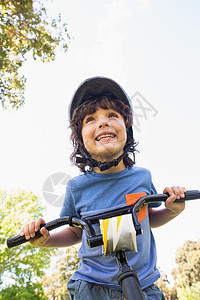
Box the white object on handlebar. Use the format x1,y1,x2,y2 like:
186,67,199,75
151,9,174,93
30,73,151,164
100,214,137,255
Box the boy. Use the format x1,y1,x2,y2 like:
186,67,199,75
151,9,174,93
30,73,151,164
20,77,186,300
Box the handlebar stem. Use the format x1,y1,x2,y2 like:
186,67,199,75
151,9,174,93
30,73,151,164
116,250,145,300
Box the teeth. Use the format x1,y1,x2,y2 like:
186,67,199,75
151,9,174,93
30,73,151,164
97,134,115,141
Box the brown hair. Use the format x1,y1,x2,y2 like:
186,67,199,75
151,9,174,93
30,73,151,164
69,96,138,172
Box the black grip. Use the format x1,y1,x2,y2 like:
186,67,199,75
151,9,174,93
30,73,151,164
6,230,43,248
6,217,72,248
175,190,200,202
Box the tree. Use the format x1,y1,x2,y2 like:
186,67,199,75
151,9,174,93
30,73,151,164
176,280,200,300
155,240,200,300
0,0,69,110
41,246,80,299
155,268,177,300
0,189,56,298
0,282,48,300
171,240,200,299
172,240,200,287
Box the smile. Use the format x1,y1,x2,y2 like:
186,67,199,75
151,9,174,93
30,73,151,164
96,133,116,141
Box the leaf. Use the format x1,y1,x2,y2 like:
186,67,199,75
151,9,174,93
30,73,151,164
0,0,70,110
0,189,56,288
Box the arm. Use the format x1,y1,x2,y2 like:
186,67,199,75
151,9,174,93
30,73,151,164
39,226,82,248
149,186,186,228
20,218,82,248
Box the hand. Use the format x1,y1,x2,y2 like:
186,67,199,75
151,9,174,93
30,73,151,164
20,218,50,247
163,186,186,214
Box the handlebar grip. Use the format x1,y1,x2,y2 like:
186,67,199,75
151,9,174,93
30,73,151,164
175,190,200,202
6,217,74,248
6,230,43,248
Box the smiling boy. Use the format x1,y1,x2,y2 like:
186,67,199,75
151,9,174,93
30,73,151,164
20,77,186,299
82,107,127,172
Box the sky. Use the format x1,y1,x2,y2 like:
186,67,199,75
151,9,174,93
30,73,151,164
0,0,200,284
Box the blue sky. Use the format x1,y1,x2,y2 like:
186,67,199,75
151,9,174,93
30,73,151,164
0,0,199,284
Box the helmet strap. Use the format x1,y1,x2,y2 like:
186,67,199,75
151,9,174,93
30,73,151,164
76,140,133,172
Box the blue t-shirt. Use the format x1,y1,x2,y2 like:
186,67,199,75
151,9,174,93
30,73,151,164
60,166,161,290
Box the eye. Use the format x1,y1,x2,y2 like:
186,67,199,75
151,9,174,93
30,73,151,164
108,112,119,118
85,116,95,124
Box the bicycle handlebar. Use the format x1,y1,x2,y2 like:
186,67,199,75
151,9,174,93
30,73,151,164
6,190,200,248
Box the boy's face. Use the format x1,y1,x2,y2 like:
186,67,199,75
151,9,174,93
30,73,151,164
81,108,127,163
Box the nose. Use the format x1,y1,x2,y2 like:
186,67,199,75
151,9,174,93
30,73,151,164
98,120,109,129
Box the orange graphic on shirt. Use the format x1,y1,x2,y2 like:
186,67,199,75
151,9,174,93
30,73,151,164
125,192,147,223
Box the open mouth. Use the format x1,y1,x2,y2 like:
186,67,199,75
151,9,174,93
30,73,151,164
96,133,116,141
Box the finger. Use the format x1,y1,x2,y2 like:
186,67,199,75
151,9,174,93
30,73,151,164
35,218,46,232
29,221,37,238
163,187,175,196
20,225,25,236
179,186,186,198
23,224,32,240
40,227,49,239
163,187,176,207
165,195,176,208
171,186,181,199
172,186,186,199
29,227,49,246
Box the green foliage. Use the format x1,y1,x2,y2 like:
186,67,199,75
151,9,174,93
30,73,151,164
0,189,56,292
156,240,200,300
172,240,200,287
156,270,177,300
0,0,70,110
0,281,48,300
41,246,80,299
177,278,200,300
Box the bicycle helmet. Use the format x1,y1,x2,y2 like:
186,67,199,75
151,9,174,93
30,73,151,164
69,76,134,171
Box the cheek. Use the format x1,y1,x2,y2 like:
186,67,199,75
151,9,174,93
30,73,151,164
119,123,127,142
81,127,93,149
122,131,127,147
81,129,87,146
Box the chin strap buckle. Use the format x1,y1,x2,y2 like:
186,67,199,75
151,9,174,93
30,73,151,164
99,159,119,172
76,141,133,172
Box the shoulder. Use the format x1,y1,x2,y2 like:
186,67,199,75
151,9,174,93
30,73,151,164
128,166,154,187
67,172,94,190
129,165,152,176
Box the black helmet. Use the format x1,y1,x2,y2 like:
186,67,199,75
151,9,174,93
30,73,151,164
69,76,134,171
69,77,132,119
